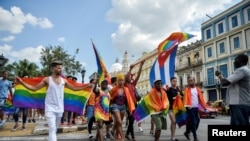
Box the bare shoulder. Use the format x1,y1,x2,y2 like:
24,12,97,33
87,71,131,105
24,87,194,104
43,77,49,85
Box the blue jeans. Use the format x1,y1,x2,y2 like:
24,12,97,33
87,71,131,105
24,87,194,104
229,105,250,125
14,108,27,123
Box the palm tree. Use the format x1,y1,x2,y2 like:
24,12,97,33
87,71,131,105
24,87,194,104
12,59,40,77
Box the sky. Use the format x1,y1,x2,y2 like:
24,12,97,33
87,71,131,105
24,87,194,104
0,0,242,82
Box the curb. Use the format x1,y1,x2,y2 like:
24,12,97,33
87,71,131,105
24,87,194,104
32,124,96,135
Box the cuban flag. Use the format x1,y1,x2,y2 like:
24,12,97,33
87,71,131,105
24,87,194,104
149,45,178,87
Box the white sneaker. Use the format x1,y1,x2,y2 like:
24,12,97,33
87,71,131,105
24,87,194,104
139,127,143,132
88,134,93,139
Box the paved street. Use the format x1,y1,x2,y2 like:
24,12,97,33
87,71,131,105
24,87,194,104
0,115,230,141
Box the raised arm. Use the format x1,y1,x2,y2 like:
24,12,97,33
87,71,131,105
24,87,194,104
16,77,47,91
129,60,145,84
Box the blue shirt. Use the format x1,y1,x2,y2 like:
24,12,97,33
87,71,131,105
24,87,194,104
0,79,12,98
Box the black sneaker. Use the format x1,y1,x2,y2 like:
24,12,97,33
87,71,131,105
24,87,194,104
32,119,36,123
184,132,190,140
11,124,19,131
28,119,31,123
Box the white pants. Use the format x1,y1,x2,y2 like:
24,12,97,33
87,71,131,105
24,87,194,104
46,111,62,141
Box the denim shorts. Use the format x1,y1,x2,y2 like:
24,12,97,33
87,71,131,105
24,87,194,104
86,105,94,123
111,104,126,112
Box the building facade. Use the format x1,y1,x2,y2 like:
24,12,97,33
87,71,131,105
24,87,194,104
201,0,250,102
175,40,203,93
130,50,158,95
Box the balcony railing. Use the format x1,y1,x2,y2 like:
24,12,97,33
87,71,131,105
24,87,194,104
175,59,202,71
203,79,221,87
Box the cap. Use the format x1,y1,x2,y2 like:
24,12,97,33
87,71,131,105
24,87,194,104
154,79,161,84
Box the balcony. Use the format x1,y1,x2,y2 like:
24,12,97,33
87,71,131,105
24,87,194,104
175,59,202,72
203,79,220,88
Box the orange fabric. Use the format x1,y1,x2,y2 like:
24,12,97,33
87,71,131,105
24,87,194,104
88,92,96,106
110,86,135,114
148,88,169,112
183,86,206,109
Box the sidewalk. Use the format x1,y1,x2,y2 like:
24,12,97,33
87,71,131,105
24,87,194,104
0,117,91,137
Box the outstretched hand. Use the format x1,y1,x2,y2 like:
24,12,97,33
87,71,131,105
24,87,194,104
15,76,23,84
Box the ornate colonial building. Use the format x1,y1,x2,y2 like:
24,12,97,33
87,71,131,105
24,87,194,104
175,40,203,92
201,0,250,102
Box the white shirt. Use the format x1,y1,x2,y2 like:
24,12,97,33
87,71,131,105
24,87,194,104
45,76,65,113
191,87,199,108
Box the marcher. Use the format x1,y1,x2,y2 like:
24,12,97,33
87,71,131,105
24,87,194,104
215,53,250,125
148,79,169,141
94,79,111,141
183,77,206,141
86,78,97,139
109,73,135,140
0,71,13,127
16,61,92,141
165,77,183,141
124,61,144,141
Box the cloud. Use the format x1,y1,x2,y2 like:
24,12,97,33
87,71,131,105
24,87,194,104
10,45,44,63
0,6,53,34
58,37,66,42
0,36,15,42
106,0,235,57
0,44,44,63
0,44,12,55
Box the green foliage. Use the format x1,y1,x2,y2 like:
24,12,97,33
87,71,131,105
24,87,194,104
40,45,82,76
12,59,40,77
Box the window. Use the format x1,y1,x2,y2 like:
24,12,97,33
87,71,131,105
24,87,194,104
196,72,200,83
206,29,211,39
248,9,250,21
219,42,225,53
218,23,224,34
207,47,212,57
207,68,214,85
233,37,240,49
219,64,228,78
231,15,238,28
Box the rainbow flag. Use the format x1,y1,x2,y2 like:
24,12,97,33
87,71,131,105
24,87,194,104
158,32,195,54
172,95,187,128
94,93,110,121
13,77,92,115
91,40,111,84
3,94,16,114
133,89,169,123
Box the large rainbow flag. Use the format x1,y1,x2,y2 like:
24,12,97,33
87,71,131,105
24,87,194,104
13,77,92,115
91,40,111,84
158,32,195,54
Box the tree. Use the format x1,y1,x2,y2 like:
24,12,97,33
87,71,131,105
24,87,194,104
40,45,82,76
11,59,40,77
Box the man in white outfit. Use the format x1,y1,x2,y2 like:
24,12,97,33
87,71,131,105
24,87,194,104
16,61,92,141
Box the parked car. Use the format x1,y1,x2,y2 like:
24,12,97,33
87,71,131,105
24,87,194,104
212,100,230,115
198,104,218,118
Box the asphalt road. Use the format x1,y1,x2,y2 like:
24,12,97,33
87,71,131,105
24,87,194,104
0,115,231,141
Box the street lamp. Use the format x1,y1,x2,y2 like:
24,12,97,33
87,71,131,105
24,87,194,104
0,53,7,66
81,67,86,83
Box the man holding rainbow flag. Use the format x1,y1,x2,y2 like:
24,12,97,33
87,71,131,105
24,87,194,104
15,60,93,141
133,79,169,141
